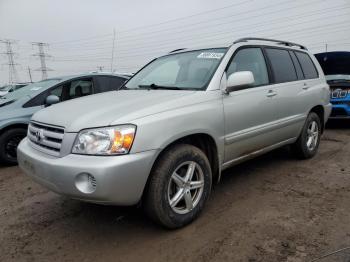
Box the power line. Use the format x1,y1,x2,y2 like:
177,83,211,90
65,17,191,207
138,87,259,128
115,0,253,33
32,42,53,80
39,1,346,55
51,33,113,45
111,28,116,72
49,14,350,61
116,0,329,41
0,39,20,84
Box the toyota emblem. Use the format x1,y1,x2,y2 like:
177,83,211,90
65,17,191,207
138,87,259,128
35,129,45,142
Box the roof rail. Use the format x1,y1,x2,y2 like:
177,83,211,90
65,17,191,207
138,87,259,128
169,48,186,53
233,37,307,50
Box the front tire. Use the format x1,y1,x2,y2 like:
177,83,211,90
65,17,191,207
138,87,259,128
0,128,27,165
292,112,321,159
144,144,212,229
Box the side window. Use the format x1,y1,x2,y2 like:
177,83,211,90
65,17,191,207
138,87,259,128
24,84,64,108
265,48,297,83
227,48,269,87
66,79,93,100
49,85,63,101
23,91,48,108
295,52,319,79
109,77,126,90
95,76,111,93
289,51,304,80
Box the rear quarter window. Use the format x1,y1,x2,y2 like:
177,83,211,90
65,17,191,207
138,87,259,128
110,77,127,90
265,48,297,83
95,76,127,92
295,51,319,79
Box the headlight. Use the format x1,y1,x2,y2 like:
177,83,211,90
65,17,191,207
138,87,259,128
72,125,136,155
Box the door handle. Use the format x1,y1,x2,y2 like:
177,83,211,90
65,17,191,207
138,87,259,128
266,90,277,97
302,83,309,90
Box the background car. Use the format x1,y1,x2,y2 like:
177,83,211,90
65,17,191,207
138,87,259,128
0,83,29,97
315,51,350,119
0,72,130,165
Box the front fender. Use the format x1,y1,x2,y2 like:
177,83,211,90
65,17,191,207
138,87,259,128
0,117,30,131
130,95,225,164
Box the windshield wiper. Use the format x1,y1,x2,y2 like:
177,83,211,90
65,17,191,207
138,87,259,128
138,83,182,90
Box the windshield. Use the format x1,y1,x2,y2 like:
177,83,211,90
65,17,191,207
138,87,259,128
125,48,227,90
1,79,61,100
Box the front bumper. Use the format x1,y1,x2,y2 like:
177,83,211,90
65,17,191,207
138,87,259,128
329,100,350,119
17,138,158,205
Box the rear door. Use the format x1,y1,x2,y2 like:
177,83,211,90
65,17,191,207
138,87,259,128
264,47,306,140
294,51,322,114
223,47,281,162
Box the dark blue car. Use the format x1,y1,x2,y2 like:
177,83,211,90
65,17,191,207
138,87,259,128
315,52,350,119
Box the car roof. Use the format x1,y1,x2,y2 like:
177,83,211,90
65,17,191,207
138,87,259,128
46,72,130,82
163,38,308,56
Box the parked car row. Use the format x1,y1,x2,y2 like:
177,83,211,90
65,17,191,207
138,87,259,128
0,73,130,164
13,37,333,228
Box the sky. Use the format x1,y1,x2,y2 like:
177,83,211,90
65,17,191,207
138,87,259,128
0,0,350,85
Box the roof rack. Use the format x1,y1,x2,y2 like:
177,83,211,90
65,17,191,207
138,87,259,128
169,48,186,53
233,37,307,50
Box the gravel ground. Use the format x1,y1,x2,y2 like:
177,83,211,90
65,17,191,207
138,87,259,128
0,121,349,262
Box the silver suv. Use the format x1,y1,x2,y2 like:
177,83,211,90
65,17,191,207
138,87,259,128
18,38,331,228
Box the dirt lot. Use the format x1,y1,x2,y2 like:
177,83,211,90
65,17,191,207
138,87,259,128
0,121,349,262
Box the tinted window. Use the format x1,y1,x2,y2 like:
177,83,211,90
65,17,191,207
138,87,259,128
110,77,126,90
67,79,93,99
95,76,126,92
227,48,269,87
49,85,63,101
266,48,297,83
95,76,110,92
295,52,318,79
289,51,304,80
23,91,48,107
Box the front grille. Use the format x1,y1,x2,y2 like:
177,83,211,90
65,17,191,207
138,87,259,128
331,89,349,99
331,101,350,106
331,108,348,117
28,122,64,156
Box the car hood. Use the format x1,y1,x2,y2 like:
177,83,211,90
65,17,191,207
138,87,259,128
32,90,205,132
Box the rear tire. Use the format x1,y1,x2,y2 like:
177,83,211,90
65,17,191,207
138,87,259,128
144,144,212,229
0,128,27,165
292,112,321,159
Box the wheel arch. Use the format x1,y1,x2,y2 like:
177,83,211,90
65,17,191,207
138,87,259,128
0,122,28,136
309,105,325,133
141,132,221,203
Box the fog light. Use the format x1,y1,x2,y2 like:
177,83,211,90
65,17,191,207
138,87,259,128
75,173,97,194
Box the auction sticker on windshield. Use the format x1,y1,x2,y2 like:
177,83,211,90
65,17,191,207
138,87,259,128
197,52,224,59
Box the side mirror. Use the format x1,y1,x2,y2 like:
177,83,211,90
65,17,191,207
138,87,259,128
45,95,60,106
226,71,255,93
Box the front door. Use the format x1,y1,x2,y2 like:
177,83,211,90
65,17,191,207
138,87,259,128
223,47,280,163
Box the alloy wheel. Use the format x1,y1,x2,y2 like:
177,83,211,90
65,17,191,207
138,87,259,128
167,161,205,215
306,120,319,151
